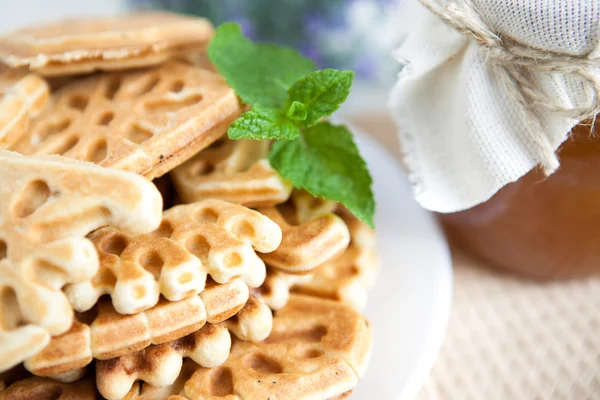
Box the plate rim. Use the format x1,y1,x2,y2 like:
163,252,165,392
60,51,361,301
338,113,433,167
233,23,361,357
348,125,453,400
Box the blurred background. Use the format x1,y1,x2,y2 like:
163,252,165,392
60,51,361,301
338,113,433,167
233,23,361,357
0,0,404,117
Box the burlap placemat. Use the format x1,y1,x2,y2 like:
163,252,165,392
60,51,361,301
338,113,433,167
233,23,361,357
417,249,600,400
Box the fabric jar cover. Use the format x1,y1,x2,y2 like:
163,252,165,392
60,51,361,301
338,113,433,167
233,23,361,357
389,0,600,212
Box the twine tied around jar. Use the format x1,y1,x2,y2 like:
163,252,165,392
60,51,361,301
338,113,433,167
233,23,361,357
418,0,600,175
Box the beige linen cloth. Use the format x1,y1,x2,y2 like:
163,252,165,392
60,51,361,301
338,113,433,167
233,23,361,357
352,115,600,400
418,249,600,400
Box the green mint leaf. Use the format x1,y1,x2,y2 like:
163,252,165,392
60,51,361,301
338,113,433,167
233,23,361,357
228,107,300,140
208,23,315,108
287,101,307,121
269,122,375,226
287,69,354,126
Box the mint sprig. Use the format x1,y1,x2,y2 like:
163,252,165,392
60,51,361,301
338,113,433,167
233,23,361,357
208,23,314,108
287,69,354,126
269,123,374,225
208,23,375,227
229,107,300,140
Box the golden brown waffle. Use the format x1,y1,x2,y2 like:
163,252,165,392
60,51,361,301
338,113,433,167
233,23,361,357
220,295,273,342
66,199,282,315
23,320,92,382
0,12,214,76
121,364,349,400
251,269,312,310
93,296,271,399
123,294,372,400
171,137,292,207
122,359,199,400
178,51,217,73
0,69,49,149
0,150,162,373
12,61,242,179
0,376,97,399
96,324,231,399
74,295,269,399
249,194,355,310
30,200,281,382
90,295,272,399
258,204,350,274
256,192,378,310
293,208,379,311
25,280,249,380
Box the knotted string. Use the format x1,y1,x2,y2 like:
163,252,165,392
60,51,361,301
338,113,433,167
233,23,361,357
419,0,600,174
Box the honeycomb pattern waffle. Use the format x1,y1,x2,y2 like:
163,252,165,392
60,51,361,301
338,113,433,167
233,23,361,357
97,324,231,399
0,69,49,149
122,361,351,400
25,280,249,380
95,294,274,399
0,13,377,399
122,295,372,400
0,376,97,399
0,12,214,76
255,193,378,311
220,295,273,342
293,208,379,311
0,150,162,372
258,205,350,274
12,61,242,179
122,359,201,400
66,199,282,315
171,137,292,207
251,269,312,310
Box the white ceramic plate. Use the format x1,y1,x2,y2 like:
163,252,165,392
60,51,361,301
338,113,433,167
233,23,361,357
350,131,453,400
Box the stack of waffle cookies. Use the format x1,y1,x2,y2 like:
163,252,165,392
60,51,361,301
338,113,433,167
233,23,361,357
0,12,378,400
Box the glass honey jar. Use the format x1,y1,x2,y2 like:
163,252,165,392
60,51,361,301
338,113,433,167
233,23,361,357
439,121,600,279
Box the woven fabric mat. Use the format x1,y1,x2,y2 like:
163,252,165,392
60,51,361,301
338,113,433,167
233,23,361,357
417,249,600,400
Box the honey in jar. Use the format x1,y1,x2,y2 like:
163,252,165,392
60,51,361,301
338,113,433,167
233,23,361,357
439,121,600,279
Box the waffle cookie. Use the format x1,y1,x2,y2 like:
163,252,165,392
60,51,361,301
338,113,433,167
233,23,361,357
0,150,162,373
95,323,231,399
251,269,312,311
252,195,378,311
26,200,280,382
0,12,214,76
89,295,270,399
0,69,49,149
30,294,271,398
0,376,97,400
12,61,242,179
95,296,274,400
66,199,282,315
0,11,379,399
247,195,352,310
258,204,350,274
292,192,378,308
122,294,372,400
171,137,292,207
293,208,379,311
24,277,261,377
